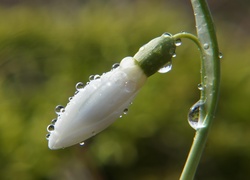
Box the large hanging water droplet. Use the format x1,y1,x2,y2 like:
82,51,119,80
47,124,55,132
175,39,182,46
112,63,120,70
158,60,172,73
55,105,64,115
75,82,84,90
188,100,205,130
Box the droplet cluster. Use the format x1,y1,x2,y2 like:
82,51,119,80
157,36,181,74
46,105,65,140
46,62,131,144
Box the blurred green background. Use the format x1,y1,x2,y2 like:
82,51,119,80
0,0,249,179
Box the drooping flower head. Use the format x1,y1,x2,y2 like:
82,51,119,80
46,33,176,150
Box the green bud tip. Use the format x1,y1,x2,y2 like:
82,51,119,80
133,32,176,77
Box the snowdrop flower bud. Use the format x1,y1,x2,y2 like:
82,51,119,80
46,33,176,150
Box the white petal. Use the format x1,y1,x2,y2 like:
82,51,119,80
48,57,147,149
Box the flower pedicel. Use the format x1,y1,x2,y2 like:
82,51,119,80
46,33,176,150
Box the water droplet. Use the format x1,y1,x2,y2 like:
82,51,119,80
219,52,223,59
172,53,177,58
51,118,57,125
123,108,128,114
175,39,182,46
46,133,50,140
188,101,205,130
94,75,101,80
79,141,85,146
197,84,204,91
112,63,120,70
55,105,64,115
75,82,84,90
68,97,73,101
89,75,95,81
47,124,55,132
158,60,172,73
203,43,209,50
74,90,79,95
162,32,172,37
125,81,136,92
119,115,123,118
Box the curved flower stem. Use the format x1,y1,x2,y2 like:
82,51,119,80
180,0,220,180
173,32,202,51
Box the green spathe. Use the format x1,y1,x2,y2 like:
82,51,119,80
134,33,176,77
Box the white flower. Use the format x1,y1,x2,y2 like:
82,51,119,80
47,57,147,149
46,33,176,150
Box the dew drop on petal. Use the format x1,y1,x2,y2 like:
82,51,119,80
125,81,136,92
55,105,64,115
46,133,50,140
75,82,85,90
68,97,73,101
47,124,55,132
175,39,182,46
112,63,120,70
158,60,172,73
51,118,57,125
79,142,85,146
60,108,65,113
172,53,177,58
89,75,95,81
123,108,129,114
94,75,101,80
188,100,205,130
74,90,79,95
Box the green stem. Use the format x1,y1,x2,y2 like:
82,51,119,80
180,0,220,180
173,32,202,50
